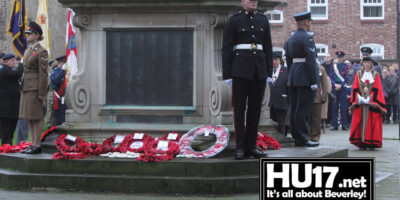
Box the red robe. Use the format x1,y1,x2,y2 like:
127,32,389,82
349,70,386,148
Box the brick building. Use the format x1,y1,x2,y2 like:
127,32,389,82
265,0,399,64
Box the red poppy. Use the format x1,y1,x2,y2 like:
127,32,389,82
32,52,37,56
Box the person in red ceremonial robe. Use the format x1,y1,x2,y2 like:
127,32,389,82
349,56,386,150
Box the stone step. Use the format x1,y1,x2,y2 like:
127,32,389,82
0,146,347,194
0,168,258,194
0,153,258,177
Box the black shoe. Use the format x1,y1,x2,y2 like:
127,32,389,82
23,146,42,154
234,148,246,160
342,127,347,131
246,149,268,158
305,140,319,147
20,146,32,153
330,127,338,131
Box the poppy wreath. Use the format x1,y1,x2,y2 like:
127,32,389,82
149,139,180,155
119,133,154,153
136,139,180,162
102,135,126,153
52,152,87,160
256,132,281,151
157,132,183,142
0,142,31,153
178,125,230,158
82,142,104,156
55,134,88,153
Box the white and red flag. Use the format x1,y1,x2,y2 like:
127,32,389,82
65,8,77,80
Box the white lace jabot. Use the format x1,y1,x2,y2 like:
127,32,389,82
361,71,374,84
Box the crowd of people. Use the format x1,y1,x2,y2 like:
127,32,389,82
223,0,389,159
0,21,67,154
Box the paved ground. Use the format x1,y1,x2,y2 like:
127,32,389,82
0,124,398,200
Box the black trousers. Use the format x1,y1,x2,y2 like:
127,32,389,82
0,117,18,145
232,78,266,150
289,86,315,145
270,108,287,134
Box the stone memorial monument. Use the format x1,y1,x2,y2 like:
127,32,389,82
58,0,280,141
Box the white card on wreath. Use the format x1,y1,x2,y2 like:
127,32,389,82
130,141,143,149
167,133,178,140
66,134,77,142
114,135,125,144
133,133,144,140
204,131,210,137
157,140,169,151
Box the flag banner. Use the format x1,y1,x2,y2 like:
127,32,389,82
260,158,374,200
36,0,50,57
65,8,77,80
7,0,28,58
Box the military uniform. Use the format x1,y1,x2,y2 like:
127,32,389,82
284,11,319,147
330,51,349,130
50,57,67,126
222,10,273,159
45,61,56,128
308,66,330,142
19,42,48,120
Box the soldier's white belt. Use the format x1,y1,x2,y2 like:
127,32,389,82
234,44,263,50
293,58,306,63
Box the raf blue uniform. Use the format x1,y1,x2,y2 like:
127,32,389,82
330,53,349,130
284,11,319,147
222,10,273,159
50,59,67,126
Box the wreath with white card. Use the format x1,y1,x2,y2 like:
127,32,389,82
119,133,154,153
178,125,230,158
102,134,127,153
55,134,88,153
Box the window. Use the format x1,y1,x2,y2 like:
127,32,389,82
308,0,328,20
265,10,283,23
315,43,328,64
360,44,384,60
361,0,384,20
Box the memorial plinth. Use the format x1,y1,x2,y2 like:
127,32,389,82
57,0,280,141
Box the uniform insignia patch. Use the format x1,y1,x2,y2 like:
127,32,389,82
309,48,315,52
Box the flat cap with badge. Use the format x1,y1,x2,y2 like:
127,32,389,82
360,47,373,56
294,11,312,21
25,21,43,35
335,51,345,58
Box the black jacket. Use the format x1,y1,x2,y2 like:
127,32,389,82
285,28,319,87
268,66,289,110
222,10,273,80
0,64,23,119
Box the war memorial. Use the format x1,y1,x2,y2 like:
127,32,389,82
0,0,347,195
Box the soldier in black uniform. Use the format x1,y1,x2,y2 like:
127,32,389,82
222,0,273,159
284,11,319,147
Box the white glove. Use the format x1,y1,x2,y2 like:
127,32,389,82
267,77,273,84
224,79,232,86
62,64,67,70
364,96,370,104
310,84,318,91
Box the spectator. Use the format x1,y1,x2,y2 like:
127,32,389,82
0,54,23,145
383,66,399,124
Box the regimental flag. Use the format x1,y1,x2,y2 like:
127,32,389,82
36,0,50,57
65,8,77,80
7,0,28,58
